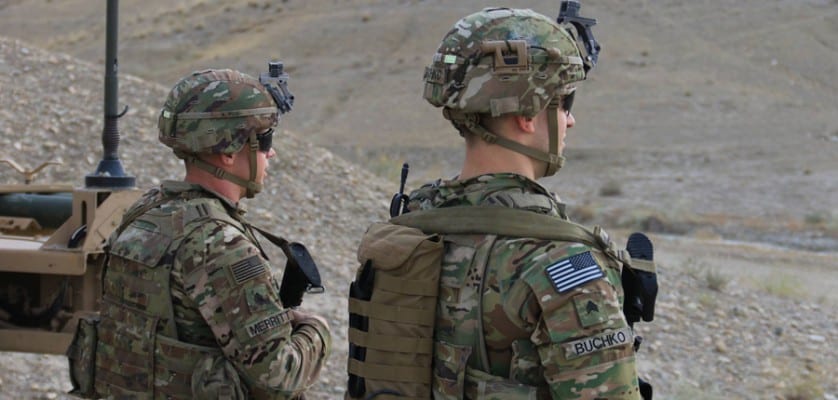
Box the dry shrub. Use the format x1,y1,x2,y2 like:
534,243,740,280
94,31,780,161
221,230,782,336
570,203,597,223
704,269,729,292
782,374,824,400
599,180,623,197
762,274,803,299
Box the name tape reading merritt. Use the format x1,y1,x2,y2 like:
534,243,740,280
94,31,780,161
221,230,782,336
246,311,291,338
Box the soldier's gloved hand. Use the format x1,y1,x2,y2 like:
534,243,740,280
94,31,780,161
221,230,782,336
624,232,658,323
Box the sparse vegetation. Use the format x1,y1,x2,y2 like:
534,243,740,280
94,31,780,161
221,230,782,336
683,257,704,279
782,374,825,400
704,268,730,292
599,180,623,197
803,210,838,242
697,292,717,308
363,152,403,183
605,206,706,235
0,1,836,398
761,274,803,299
669,381,724,400
571,203,597,223
683,258,731,292
803,210,831,226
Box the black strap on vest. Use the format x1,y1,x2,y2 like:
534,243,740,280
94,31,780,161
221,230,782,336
249,225,324,308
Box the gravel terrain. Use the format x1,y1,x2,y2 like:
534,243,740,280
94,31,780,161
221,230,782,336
1,32,836,400
0,37,386,399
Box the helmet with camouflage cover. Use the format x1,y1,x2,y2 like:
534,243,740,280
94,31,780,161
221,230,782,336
159,69,277,156
158,69,281,198
422,7,590,177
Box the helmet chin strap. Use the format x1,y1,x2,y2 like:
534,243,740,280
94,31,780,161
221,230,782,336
176,131,262,199
444,107,564,178
244,131,260,199
543,98,564,177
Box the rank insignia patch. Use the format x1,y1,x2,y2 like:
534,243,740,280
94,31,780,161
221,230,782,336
230,255,266,284
546,251,604,293
573,295,609,327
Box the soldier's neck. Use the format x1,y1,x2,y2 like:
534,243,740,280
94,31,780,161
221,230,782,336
184,167,242,204
459,143,539,181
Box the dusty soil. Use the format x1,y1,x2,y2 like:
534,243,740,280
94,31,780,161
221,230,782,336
2,0,835,249
0,0,836,399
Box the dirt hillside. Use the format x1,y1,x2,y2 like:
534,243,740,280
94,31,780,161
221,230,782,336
1,0,835,251
0,1,836,399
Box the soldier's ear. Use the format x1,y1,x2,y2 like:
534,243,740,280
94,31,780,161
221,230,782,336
513,115,537,134
218,152,237,166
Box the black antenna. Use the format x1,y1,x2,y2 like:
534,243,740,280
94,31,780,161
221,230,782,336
86,0,134,188
389,163,410,217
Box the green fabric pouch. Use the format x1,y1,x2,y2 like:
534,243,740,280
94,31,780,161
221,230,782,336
66,315,100,399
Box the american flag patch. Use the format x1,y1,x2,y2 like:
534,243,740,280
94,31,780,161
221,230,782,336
546,251,604,293
230,255,266,284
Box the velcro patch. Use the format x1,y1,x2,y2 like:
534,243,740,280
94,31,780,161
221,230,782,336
562,327,633,360
245,311,291,338
573,295,609,328
545,251,604,293
246,283,279,313
424,66,446,84
230,255,266,284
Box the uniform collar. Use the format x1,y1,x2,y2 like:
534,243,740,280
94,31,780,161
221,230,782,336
160,180,247,216
409,173,565,217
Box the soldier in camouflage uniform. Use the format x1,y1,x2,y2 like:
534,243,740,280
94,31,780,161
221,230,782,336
413,8,642,399
93,69,330,399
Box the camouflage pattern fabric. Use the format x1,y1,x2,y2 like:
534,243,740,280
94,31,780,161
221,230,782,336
408,173,641,399
158,69,278,156
95,181,330,399
423,8,586,118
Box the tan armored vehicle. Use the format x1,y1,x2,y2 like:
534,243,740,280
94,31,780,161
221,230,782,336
0,0,142,355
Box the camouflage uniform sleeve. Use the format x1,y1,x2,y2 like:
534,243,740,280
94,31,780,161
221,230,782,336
520,243,641,400
177,220,331,398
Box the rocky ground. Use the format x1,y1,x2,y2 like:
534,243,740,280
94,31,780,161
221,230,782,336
0,37,388,399
0,4,836,399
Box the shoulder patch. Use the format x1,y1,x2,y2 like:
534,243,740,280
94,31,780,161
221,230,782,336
545,251,604,293
230,255,267,284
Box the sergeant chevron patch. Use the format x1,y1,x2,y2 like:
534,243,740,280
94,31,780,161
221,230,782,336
545,251,604,293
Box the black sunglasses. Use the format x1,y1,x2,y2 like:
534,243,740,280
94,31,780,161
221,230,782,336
255,129,274,153
560,90,575,116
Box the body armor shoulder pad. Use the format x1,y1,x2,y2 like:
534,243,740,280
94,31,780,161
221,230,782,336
109,207,175,269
